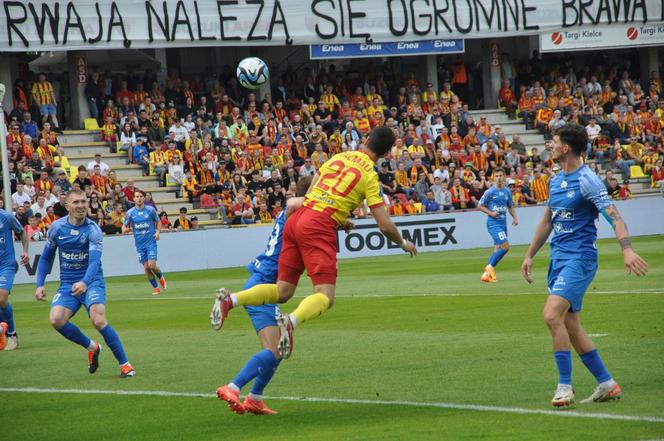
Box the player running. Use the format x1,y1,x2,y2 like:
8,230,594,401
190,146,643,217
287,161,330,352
521,124,648,407
0,209,30,351
214,177,312,416
122,189,166,295
211,126,418,360
35,189,135,377
477,167,518,283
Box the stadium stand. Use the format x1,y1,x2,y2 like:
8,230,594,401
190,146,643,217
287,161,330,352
3,57,662,237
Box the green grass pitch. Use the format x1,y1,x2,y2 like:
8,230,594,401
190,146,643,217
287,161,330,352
1,235,663,441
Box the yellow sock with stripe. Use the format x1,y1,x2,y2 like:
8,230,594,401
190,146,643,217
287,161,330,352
233,284,279,306
291,293,330,327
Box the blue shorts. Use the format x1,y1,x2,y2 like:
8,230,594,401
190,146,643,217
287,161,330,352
547,258,598,312
0,263,17,292
51,279,106,315
39,104,57,116
243,271,280,333
137,242,158,264
488,224,508,245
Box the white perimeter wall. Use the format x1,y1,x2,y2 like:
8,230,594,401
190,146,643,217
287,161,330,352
14,197,664,285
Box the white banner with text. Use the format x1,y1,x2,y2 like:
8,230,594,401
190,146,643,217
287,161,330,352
1,0,662,51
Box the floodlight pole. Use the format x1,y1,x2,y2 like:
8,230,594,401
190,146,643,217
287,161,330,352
0,83,12,212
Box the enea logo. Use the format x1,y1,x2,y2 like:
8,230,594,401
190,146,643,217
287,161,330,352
551,32,563,45
626,27,638,40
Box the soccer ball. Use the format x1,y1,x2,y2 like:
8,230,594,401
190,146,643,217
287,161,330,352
32,231,44,241
236,57,269,89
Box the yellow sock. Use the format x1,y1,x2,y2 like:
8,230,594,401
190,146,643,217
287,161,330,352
235,284,279,306
291,293,330,325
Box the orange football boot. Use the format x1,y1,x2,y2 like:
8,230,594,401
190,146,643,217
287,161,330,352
243,396,277,415
0,322,7,351
216,385,245,414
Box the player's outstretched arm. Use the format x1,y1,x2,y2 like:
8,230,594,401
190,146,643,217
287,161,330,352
371,205,417,256
521,207,553,283
603,204,648,276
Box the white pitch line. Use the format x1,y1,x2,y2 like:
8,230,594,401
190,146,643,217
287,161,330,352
122,288,664,302
1,387,663,424
589,333,609,337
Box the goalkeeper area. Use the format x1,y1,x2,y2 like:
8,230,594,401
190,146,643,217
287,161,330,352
2,235,663,441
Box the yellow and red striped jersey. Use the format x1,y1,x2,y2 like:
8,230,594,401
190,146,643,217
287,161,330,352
304,151,384,226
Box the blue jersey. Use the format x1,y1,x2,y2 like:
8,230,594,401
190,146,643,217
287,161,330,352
124,205,159,248
247,211,286,279
479,186,513,228
38,217,104,285
548,165,612,261
0,209,23,268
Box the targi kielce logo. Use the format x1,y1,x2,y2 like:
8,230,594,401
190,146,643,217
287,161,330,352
551,32,563,45
626,27,638,40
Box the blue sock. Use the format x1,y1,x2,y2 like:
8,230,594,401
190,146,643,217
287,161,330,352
154,271,163,279
554,351,573,385
57,322,92,349
580,349,612,383
99,325,128,365
148,277,158,288
488,248,508,267
1,304,15,334
231,349,278,390
251,358,281,396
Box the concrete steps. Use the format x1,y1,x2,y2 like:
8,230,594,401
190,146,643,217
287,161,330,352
62,141,114,156
67,152,129,168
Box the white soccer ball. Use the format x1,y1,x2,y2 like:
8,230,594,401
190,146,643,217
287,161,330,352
32,231,44,241
236,57,269,89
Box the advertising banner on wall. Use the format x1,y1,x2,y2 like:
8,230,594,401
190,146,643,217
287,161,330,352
541,22,664,52
12,198,664,285
310,39,464,59
0,0,662,52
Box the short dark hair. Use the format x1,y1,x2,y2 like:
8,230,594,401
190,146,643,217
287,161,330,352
367,126,395,158
296,176,312,197
554,123,587,156
134,189,145,197
493,167,505,175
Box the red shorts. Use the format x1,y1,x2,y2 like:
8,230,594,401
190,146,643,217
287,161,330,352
278,207,338,286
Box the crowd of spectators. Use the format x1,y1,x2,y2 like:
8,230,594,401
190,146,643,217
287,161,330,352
498,51,663,189
4,52,662,238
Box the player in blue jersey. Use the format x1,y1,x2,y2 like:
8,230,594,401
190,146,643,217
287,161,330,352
212,177,313,415
35,189,135,377
477,167,518,283
0,209,30,351
122,189,166,296
521,124,648,407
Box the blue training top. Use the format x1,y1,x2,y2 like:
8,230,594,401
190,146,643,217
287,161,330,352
36,217,104,286
479,186,513,228
0,209,24,268
548,165,612,261
124,205,159,248
247,211,286,282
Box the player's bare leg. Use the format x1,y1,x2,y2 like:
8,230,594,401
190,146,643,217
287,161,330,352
50,306,101,373
278,283,335,359
544,295,575,407
565,313,622,403
89,304,134,377
217,326,281,415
